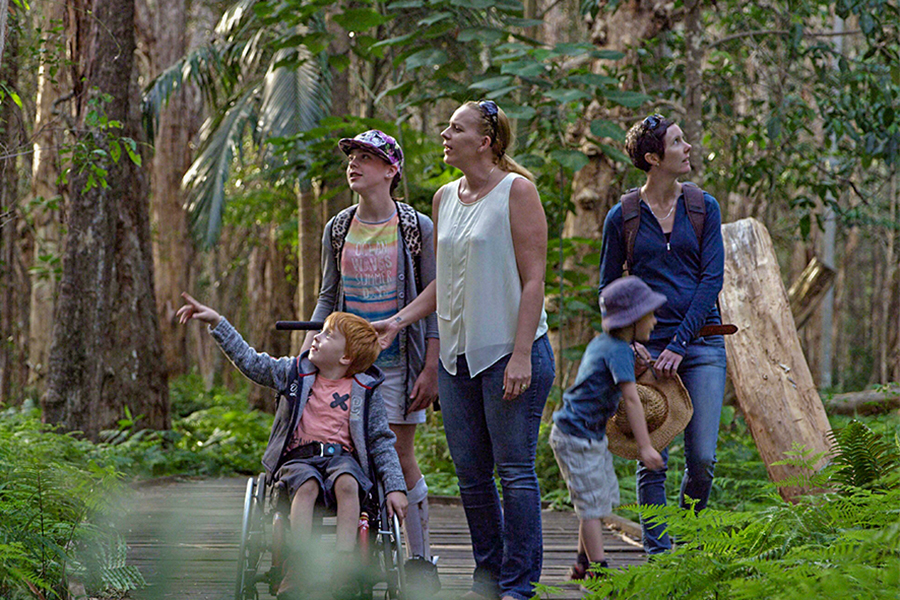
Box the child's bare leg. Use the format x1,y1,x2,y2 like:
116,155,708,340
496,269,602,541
280,480,321,597
579,518,606,564
290,479,320,542
333,474,360,553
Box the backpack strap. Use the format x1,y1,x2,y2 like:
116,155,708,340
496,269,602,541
682,182,706,242
396,202,423,291
330,204,359,267
621,188,642,276
620,183,706,275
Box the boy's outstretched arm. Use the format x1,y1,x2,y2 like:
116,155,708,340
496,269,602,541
618,381,664,471
176,292,222,327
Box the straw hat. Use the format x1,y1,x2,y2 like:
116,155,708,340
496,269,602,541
606,367,693,460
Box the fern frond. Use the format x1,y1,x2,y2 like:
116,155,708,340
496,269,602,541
828,420,900,489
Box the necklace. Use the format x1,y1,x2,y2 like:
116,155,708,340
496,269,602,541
463,166,496,201
643,191,676,222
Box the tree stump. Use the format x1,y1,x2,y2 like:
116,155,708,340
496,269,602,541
720,218,832,500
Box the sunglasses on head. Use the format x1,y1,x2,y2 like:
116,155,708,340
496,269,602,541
478,100,499,142
641,114,665,133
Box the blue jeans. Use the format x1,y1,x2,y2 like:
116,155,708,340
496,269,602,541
637,336,727,554
439,335,555,600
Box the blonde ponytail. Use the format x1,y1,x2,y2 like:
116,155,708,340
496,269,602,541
465,100,536,183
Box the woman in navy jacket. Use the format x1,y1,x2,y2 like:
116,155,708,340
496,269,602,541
598,114,728,555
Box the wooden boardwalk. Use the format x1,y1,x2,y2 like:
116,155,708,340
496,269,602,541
122,478,645,600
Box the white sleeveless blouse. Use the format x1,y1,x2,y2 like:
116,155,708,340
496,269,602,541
436,172,549,376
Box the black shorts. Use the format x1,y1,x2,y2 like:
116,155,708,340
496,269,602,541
275,454,373,508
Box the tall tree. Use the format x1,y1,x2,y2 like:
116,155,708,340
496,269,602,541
28,0,68,394
0,0,8,69
142,0,194,378
556,1,676,385
43,0,168,438
0,6,26,404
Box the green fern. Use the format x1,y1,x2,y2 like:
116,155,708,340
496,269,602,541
828,420,900,490
0,407,143,598
564,424,900,600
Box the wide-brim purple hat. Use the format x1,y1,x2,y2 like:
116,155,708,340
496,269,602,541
338,130,404,183
600,275,667,330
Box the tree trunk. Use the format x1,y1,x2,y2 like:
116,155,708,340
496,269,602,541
0,0,7,69
890,172,900,381
323,4,352,223
247,225,294,411
554,1,675,388
787,256,835,330
43,0,168,438
28,0,69,394
879,170,896,383
297,185,320,326
0,14,25,404
719,218,831,500
683,0,704,177
833,225,859,389
143,0,193,379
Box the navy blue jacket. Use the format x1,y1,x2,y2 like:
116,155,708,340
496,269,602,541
599,190,724,356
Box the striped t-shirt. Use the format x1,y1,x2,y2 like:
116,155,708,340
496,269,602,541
341,212,401,367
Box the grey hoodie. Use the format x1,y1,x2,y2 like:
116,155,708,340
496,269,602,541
210,318,406,495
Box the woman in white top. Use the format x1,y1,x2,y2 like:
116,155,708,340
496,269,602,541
376,100,555,600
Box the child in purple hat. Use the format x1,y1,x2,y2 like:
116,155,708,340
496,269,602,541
549,275,666,582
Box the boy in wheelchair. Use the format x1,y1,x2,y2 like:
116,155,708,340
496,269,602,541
177,295,408,599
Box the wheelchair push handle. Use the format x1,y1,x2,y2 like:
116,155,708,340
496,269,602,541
275,321,324,331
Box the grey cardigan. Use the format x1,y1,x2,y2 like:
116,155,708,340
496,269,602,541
210,318,406,495
311,203,438,411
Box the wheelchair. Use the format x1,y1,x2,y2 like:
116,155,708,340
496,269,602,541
234,471,407,600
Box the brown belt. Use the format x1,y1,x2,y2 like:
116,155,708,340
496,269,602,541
696,324,738,337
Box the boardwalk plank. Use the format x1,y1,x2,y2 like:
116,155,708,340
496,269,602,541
124,478,645,600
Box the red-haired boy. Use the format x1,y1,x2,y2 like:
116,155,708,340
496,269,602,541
178,294,407,599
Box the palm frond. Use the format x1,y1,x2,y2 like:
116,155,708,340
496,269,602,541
259,46,329,142
183,89,258,248
216,0,258,38
142,45,224,140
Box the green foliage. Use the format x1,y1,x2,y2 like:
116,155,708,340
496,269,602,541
59,92,142,193
143,0,332,248
534,418,900,600
828,419,900,490
0,405,144,598
658,0,900,235
97,371,273,478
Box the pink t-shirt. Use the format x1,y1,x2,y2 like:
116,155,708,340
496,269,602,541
287,376,354,451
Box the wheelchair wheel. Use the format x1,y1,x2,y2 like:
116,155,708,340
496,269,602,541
235,474,267,600
379,511,406,600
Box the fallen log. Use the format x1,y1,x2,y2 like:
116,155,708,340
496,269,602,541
823,389,900,415
720,218,832,501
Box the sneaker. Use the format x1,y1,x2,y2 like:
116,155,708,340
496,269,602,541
569,560,610,581
404,555,441,596
578,561,610,593
567,560,589,581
